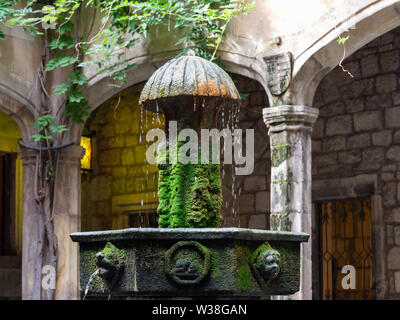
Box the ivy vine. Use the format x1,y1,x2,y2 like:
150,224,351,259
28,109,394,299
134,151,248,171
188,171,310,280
1,0,254,130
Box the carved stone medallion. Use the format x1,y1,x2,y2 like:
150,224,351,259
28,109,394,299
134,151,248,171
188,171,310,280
165,241,211,286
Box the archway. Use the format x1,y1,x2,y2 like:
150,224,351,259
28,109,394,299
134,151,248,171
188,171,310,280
311,26,400,300
0,109,23,299
292,1,400,106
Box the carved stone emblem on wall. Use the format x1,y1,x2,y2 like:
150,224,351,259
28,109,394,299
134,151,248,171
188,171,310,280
263,52,293,96
165,241,211,286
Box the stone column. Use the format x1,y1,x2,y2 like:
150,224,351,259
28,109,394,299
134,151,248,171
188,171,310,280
19,146,42,300
263,105,318,300
19,144,84,300
52,145,85,299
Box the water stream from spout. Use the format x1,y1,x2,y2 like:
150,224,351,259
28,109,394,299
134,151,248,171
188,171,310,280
83,269,99,300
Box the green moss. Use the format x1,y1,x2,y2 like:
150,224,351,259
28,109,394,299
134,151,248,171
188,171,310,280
237,264,251,291
210,251,221,278
101,242,127,269
249,242,273,263
156,135,222,228
80,250,105,291
271,143,291,167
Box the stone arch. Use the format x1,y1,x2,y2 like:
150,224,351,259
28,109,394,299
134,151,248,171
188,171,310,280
291,0,400,106
0,85,37,142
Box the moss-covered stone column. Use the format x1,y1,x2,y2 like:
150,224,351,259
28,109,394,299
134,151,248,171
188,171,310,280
263,105,318,232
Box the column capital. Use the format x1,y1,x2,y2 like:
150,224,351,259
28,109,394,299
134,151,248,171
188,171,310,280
263,105,319,133
58,144,85,167
18,144,37,166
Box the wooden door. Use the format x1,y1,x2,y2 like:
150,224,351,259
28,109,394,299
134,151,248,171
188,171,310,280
317,197,373,300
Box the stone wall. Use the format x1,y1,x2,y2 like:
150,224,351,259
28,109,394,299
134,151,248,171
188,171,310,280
82,84,163,231
312,27,400,299
221,75,271,229
82,76,271,231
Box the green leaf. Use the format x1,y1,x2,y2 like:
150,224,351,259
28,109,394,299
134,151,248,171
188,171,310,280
70,70,88,86
68,88,84,103
45,54,78,71
337,36,349,45
55,81,72,96
57,21,74,35
32,134,52,142
49,35,75,50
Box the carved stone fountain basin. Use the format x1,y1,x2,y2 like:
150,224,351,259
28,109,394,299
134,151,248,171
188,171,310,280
70,228,308,298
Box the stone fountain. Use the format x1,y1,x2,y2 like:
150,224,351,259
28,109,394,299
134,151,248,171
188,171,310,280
71,53,309,299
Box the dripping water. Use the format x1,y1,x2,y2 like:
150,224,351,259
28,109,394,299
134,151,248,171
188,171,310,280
83,269,99,300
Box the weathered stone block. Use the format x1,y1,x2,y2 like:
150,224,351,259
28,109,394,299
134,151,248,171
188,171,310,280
134,145,147,163
394,130,400,143
107,136,124,148
388,247,400,270
381,172,395,182
382,164,397,172
319,102,345,117
112,177,135,194
361,55,379,77
323,136,346,152
338,150,362,164
385,107,400,128
395,226,400,246
312,140,322,153
395,271,400,293
372,130,392,146
95,201,111,215
393,91,400,106
134,177,147,193
387,146,400,161
314,153,338,167
356,162,382,171
250,92,264,106
115,122,130,135
99,149,121,166
340,79,374,99
376,74,397,94
354,111,383,131
121,148,135,166
244,176,267,192
112,167,127,178
347,133,371,149
345,97,364,113
90,176,112,201
385,208,400,223
387,225,394,245
255,191,270,212
248,215,267,229
362,147,385,163
326,115,352,136
237,194,255,214
102,124,115,138
380,50,399,73
312,118,325,138
320,80,340,104
398,182,400,202
366,94,392,110
383,182,397,207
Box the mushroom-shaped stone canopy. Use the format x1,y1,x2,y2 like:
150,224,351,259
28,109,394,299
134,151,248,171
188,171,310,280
139,53,240,111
